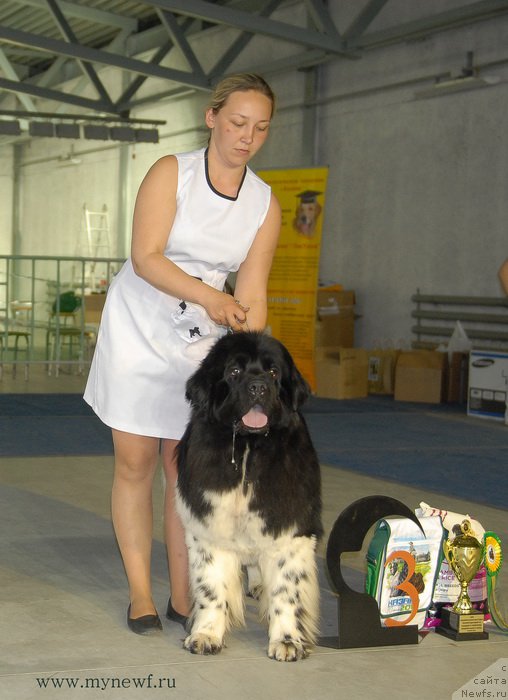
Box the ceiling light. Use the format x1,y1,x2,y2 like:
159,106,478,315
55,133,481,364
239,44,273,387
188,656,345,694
0,120,21,135
83,124,110,140
109,126,136,142
29,122,55,137
135,128,159,143
414,75,501,99
55,123,80,138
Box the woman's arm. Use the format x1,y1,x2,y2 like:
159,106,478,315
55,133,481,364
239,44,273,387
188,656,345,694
233,193,281,331
498,258,508,294
130,155,247,329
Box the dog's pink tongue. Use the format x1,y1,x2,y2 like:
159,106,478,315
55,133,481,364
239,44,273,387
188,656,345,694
242,406,268,429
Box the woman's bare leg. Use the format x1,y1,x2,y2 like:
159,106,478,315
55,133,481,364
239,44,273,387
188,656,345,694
111,429,160,619
162,439,190,617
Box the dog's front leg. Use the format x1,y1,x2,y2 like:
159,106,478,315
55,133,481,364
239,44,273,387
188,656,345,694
184,539,243,655
259,536,320,662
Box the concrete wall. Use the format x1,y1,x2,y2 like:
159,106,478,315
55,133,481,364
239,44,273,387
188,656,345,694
0,0,507,348
319,1,508,347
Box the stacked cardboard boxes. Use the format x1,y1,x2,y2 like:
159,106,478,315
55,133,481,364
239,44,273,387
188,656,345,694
315,347,369,399
315,288,368,399
315,288,356,348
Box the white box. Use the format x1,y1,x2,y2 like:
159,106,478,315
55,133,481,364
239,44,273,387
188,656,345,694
467,351,508,422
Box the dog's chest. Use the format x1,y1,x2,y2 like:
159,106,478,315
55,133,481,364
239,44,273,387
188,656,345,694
198,446,266,549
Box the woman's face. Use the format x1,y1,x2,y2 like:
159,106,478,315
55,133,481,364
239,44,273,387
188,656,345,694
206,89,272,167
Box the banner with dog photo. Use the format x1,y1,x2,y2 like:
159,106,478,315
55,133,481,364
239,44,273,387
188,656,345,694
256,166,329,390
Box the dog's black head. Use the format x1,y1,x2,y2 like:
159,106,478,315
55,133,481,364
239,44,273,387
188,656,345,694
185,332,310,433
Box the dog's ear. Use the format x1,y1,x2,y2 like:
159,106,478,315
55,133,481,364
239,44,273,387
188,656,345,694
278,342,310,410
185,344,226,413
185,367,210,411
289,363,311,410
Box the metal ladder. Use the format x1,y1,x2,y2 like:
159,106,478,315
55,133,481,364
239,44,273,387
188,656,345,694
77,204,111,291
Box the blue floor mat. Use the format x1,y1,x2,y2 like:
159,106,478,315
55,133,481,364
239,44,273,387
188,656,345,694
304,396,508,510
0,393,506,510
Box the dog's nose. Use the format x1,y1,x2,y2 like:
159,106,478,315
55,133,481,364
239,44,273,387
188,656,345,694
248,379,267,398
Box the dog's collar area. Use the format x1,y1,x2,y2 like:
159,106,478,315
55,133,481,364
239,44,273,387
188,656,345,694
233,417,270,435
231,421,269,464
230,424,268,493
230,442,252,496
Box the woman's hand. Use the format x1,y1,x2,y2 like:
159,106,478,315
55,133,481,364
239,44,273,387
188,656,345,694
202,289,250,330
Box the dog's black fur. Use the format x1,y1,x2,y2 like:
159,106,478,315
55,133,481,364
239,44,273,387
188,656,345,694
176,331,323,661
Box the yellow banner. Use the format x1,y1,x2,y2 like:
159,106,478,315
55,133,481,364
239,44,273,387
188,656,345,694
257,166,329,390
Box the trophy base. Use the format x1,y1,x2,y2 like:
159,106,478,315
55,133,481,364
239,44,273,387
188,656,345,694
436,607,488,641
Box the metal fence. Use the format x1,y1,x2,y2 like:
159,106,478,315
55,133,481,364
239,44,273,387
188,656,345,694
0,254,125,378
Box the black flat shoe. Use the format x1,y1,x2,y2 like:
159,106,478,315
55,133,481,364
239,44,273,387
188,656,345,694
127,604,163,635
166,598,189,630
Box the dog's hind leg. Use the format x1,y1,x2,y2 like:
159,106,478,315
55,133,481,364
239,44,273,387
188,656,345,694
259,536,319,662
245,564,263,600
184,540,244,655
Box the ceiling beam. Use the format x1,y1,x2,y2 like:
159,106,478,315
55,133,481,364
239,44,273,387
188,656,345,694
355,0,508,49
44,0,115,108
0,48,38,112
9,0,138,31
156,9,206,79
146,0,351,55
0,75,121,114
342,0,389,45
115,41,173,113
303,0,342,42
208,0,282,81
0,25,211,90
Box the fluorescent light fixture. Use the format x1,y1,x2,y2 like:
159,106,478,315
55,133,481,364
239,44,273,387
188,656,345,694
135,128,159,143
0,120,21,135
109,126,136,142
414,75,501,100
29,122,55,137
55,123,80,138
83,124,110,140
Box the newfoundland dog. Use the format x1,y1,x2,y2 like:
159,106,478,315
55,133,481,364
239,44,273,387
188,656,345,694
176,331,323,662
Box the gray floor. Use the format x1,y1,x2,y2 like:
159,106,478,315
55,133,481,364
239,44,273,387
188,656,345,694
1,367,507,700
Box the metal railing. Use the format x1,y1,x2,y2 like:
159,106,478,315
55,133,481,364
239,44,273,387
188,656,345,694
411,289,508,352
0,254,125,379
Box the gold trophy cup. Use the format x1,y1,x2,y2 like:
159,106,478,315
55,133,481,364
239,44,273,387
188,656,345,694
437,519,488,640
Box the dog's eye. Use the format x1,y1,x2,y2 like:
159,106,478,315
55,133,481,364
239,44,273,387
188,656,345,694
229,367,241,378
269,367,279,379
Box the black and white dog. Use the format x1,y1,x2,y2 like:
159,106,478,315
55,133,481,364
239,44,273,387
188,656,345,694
176,332,323,662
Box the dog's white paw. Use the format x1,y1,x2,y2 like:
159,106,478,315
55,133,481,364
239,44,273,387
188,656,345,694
184,632,223,655
267,639,309,662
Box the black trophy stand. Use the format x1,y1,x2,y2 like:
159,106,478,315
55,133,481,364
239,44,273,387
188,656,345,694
318,495,425,650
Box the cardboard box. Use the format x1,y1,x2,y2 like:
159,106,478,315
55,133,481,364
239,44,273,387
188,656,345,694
317,289,355,312
394,350,447,404
368,349,400,395
316,289,356,348
315,347,369,399
467,351,508,422
315,312,355,348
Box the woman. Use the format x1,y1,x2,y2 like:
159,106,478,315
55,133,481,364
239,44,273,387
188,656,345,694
84,73,280,634
499,258,508,294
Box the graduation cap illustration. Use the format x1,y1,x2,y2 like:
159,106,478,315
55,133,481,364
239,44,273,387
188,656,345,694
296,190,322,204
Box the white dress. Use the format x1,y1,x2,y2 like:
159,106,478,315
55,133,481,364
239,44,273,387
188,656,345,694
84,148,271,439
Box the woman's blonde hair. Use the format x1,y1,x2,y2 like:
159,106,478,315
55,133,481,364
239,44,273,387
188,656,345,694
207,73,276,118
